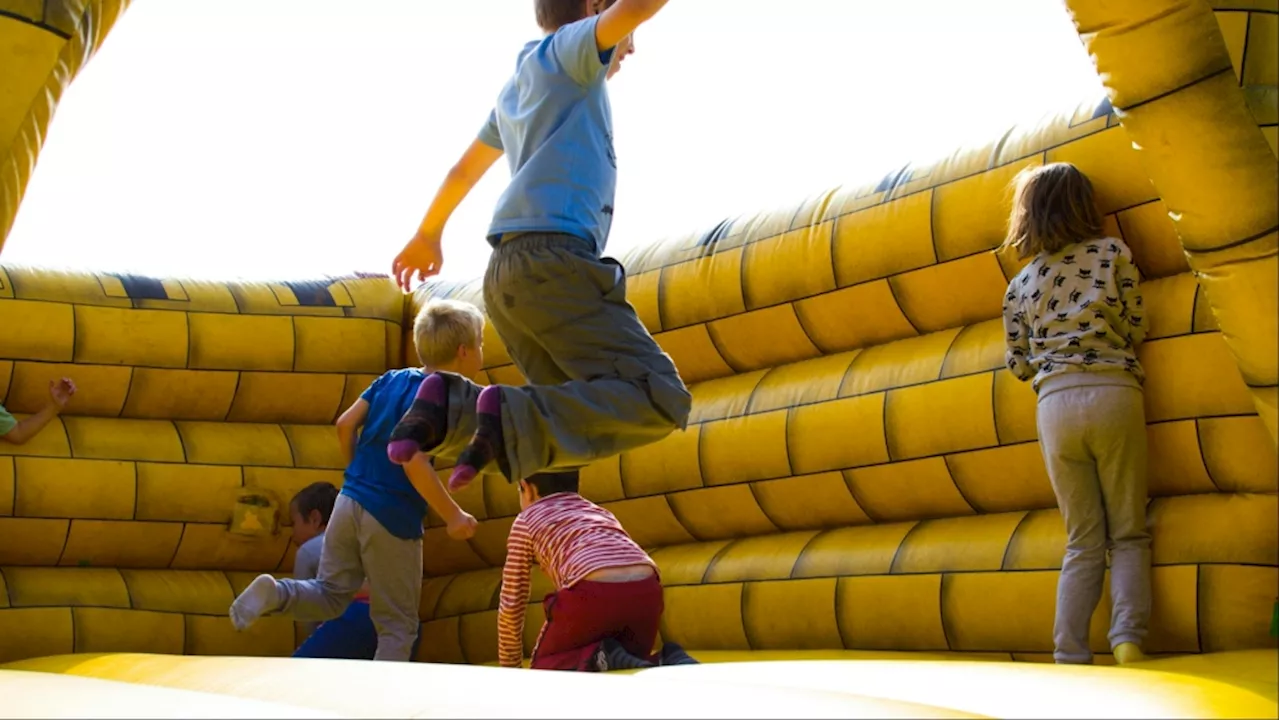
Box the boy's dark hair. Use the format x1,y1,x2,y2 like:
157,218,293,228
291,482,339,524
536,0,610,33
525,470,580,498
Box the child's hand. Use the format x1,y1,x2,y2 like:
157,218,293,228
392,231,445,291
446,511,478,541
47,377,76,411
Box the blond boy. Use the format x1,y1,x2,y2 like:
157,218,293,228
230,299,485,662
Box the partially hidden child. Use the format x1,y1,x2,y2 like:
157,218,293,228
1000,162,1152,666
229,299,487,661
499,471,698,671
384,0,692,494
287,481,421,660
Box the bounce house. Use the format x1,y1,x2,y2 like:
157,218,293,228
0,0,1277,717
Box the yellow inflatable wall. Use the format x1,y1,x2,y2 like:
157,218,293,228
0,0,1275,717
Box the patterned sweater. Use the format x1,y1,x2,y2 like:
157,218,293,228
1002,236,1148,392
497,492,657,668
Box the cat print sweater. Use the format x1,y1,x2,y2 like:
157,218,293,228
1002,236,1148,393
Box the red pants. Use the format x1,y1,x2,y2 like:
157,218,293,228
530,575,664,671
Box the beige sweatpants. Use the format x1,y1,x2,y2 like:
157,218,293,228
1036,374,1152,664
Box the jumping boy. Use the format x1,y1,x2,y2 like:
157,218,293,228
386,0,691,492
229,299,486,661
499,470,697,670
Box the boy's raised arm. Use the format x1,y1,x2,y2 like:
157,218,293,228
392,137,504,290
595,0,669,51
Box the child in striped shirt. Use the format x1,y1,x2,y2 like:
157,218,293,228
497,470,697,671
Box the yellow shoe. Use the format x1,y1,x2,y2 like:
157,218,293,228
1113,642,1149,665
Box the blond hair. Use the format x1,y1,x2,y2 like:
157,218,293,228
412,299,485,368
1003,162,1106,259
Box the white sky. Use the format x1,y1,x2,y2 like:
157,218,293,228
4,0,1105,283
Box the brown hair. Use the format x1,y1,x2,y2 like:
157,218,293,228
536,0,601,32
1003,162,1105,259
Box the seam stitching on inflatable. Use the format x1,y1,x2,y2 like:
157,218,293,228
1195,565,1205,653
739,582,755,651
699,539,739,585
938,574,953,651
117,366,135,418
884,277,922,337
940,455,979,515
789,530,829,580
787,302,822,357
663,493,702,543
0,9,71,38
1240,12,1254,88
10,559,1268,621
832,574,847,648
223,371,243,422
841,469,882,524
1119,66,1235,113
746,482,781,534
937,326,967,382
879,390,895,464
703,322,742,376
1183,224,1279,254
165,523,187,568
998,511,1035,571
1193,419,1223,492
887,520,923,574
427,575,458,621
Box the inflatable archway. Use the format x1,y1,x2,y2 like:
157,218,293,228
0,1,1276,717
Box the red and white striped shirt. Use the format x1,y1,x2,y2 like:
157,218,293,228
497,492,656,668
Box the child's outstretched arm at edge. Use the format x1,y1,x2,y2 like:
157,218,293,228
392,137,504,291
404,453,477,540
594,0,670,51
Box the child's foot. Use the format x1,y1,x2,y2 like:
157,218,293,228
229,574,282,631
1113,642,1149,665
387,373,450,464
449,385,511,490
658,642,699,666
592,638,656,672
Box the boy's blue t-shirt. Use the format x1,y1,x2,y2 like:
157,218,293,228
479,16,618,256
340,368,427,540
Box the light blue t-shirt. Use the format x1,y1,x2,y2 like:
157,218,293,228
479,16,618,256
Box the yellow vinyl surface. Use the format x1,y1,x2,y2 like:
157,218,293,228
0,0,1276,718
3,650,1277,719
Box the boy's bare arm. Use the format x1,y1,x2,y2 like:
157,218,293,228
335,399,369,465
1,378,76,446
404,453,477,539
392,139,504,290
595,0,669,51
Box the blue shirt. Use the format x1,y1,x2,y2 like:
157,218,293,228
479,16,618,256
340,368,428,540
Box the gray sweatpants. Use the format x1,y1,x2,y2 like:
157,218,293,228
275,495,422,662
1036,373,1152,664
432,233,692,481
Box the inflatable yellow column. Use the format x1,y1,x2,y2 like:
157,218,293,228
0,0,129,249
1064,0,1280,446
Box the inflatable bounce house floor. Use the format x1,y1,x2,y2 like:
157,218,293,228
0,0,1276,718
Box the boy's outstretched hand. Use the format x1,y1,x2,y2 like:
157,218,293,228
48,377,76,410
392,231,444,291
447,511,478,541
